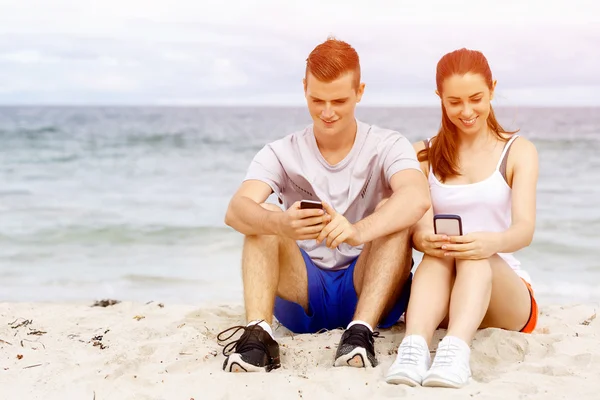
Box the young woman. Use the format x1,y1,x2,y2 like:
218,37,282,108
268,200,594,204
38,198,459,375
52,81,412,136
385,48,539,388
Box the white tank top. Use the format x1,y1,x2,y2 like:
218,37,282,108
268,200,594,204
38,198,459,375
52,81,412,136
427,135,531,284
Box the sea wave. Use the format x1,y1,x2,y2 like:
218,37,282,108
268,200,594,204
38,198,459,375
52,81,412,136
0,224,235,245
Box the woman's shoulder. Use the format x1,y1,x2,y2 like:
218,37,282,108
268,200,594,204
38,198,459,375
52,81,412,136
504,134,538,174
412,136,436,153
413,139,427,153
507,134,537,156
412,138,433,176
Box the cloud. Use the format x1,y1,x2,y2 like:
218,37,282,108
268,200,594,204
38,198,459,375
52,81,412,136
0,0,598,105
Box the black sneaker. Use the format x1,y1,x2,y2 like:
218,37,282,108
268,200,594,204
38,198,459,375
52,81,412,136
333,324,379,368
217,323,281,372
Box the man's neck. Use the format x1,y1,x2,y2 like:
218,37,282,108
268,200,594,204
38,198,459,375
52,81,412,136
314,119,358,165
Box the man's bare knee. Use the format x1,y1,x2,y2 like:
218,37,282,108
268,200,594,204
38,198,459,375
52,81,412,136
260,202,283,212
244,232,279,248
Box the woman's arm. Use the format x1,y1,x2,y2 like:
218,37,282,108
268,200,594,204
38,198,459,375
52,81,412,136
409,140,439,254
496,137,539,252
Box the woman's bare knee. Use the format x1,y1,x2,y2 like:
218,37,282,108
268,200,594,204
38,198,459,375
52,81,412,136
418,254,454,271
455,257,492,270
480,256,531,330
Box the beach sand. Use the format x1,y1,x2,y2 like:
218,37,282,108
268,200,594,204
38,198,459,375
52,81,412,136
0,301,598,400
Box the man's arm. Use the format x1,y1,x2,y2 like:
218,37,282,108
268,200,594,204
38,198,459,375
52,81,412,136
410,205,436,253
354,168,431,244
224,180,282,236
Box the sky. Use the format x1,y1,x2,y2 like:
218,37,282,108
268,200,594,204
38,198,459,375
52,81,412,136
0,0,598,106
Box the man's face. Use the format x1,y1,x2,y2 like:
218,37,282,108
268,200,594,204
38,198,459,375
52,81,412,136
304,71,364,138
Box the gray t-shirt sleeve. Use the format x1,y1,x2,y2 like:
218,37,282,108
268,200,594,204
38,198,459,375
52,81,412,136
243,145,285,196
383,135,422,184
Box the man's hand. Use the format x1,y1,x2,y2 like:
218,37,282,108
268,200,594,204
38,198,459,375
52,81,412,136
277,201,330,240
316,202,362,248
441,232,500,260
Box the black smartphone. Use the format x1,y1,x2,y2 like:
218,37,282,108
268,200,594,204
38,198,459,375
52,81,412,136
300,200,323,210
434,214,463,236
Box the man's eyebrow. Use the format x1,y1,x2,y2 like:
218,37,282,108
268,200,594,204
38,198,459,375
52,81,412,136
309,96,349,101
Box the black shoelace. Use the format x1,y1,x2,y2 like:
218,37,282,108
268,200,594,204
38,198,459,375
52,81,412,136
217,323,271,357
343,327,381,348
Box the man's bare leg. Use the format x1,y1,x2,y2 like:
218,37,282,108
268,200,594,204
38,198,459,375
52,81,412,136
221,203,309,373
333,200,413,368
242,203,309,323
352,199,413,328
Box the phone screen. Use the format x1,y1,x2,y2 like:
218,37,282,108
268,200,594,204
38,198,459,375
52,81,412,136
434,215,463,236
300,200,323,210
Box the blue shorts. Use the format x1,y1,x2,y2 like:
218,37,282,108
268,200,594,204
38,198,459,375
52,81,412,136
273,248,413,334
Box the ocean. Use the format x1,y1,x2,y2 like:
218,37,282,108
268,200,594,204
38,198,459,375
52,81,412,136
0,106,598,306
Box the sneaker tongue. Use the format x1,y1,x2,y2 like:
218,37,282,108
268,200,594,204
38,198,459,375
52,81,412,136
404,335,428,348
441,336,470,353
344,325,373,346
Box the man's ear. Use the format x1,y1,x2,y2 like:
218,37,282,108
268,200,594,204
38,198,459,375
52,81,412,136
356,82,366,103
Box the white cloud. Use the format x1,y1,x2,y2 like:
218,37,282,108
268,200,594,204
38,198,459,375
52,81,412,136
0,0,598,105
0,50,59,64
209,59,248,88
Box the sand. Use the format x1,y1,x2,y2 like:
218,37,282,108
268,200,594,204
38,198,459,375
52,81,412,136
0,301,598,400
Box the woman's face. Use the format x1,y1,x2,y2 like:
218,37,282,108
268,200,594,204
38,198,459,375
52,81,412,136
439,72,495,136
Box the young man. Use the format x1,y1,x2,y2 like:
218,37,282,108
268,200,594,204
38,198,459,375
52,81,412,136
220,37,430,372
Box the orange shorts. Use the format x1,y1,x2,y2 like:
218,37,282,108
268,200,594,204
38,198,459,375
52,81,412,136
519,279,539,333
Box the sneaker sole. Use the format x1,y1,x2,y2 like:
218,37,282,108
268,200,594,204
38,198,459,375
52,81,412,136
223,354,280,373
333,348,371,368
385,373,420,387
422,375,467,389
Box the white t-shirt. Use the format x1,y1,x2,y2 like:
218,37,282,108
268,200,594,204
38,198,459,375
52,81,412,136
244,119,421,271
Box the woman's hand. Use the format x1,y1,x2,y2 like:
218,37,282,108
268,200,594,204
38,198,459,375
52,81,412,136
414,230,452,258
441,232,501,260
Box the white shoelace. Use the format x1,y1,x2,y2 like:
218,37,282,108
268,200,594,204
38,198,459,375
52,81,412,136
431,342,460,367
398,342,426,365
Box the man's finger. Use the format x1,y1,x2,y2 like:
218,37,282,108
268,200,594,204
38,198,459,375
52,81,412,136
299,215,327,227
330,230,348,248
322,202,336,216
328,229,345,248
317,220,337,243
298,208,325,219
326,226,344,248
299,223,326,235
298,232,321,240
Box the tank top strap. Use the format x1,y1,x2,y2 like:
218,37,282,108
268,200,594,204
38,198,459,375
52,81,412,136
496,134,520,171
424,138,433,175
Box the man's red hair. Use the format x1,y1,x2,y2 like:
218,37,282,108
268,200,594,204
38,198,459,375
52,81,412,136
305,37,361,88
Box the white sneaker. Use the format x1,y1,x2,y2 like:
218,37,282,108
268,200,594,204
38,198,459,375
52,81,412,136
385,335,431,386
422,336,472,388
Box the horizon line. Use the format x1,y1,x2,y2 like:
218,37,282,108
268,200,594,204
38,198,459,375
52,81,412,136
0,103,599,108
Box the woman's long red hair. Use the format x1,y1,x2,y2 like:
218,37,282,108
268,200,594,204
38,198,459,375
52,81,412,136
419,48,518,182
